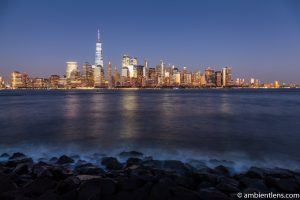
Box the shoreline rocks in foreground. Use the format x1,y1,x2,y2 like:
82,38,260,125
0,151,300,200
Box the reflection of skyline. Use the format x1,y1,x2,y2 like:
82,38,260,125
120,92,138,139
88,94,106,137
62,94,80,140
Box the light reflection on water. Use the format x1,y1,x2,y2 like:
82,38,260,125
0,89,300,169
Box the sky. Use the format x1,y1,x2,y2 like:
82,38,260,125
0,0,300,83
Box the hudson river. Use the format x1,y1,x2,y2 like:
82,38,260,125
1,89,300,170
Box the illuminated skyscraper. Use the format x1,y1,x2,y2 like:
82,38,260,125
94,29,104,87
222,67,232,87
95,29,103,67
66,62,78,79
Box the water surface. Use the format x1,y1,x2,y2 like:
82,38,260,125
1,89,300,170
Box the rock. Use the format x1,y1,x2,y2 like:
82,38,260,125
55,176,80,195
0,190,24,200
78,178,116,200
187,159,207,170
245,167,264,179
265,177,300,192
23,178,57,198
0,173,17,194
126,157,142,167
13,163,32,175
56,155,74,165
14,174,33,186
295,175,300,185
142,159,163,168
5,157,33,168
119,151,143,158
77,175,101,181
116,176,144,191
0,153,9,158
50,166,73,180
170,186,200,200
75,163,104,175
197,181,215,189
216,176,240,194
129,167,157,182
131,182,153,200
198,188,231,200
174,175,195,189
37,190,62,200
161,160,190,174
9,152,26,160
214,165,230,176
149,181,173,200
101,157,122,170
32,162,53,178
264,167,294,178
76,159,88,166
192,171,218,184
239,177,269,192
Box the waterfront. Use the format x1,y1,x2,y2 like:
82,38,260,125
1,89,300,170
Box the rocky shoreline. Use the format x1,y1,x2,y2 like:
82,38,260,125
0,151,300,200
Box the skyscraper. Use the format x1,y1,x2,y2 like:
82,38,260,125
66,62,78,79
222,67,232,87
94,29,104,87
95,29,103,67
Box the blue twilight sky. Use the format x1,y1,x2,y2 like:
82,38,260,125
0,0,300,83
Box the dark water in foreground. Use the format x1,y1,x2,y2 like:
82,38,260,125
1,89,300,170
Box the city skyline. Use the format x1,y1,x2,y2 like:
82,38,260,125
1,0,300,83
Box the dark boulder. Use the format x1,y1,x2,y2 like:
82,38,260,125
0,153,10,158
22,178,57,198
36,190,62,200
55,176,80,195
192,171,218,184
239,177,269,192
0,173,17,194
149,180,173,200
187,159,207,170
32,162,53,178
75,163,104,175
170,186,200,200
174,175,195,189
13,162,32,175
9,152,26,160
5,157,33,168
216,176,240,194
198,188,231,200
56,155,74,165
101,157,122,170
245,167,265,179
265,176,300,192
14,174,33,186
161,160,191,174
214,165,230,176
119,151,143,158
78,178,116,200
126,157,142,167
116,176,144,191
